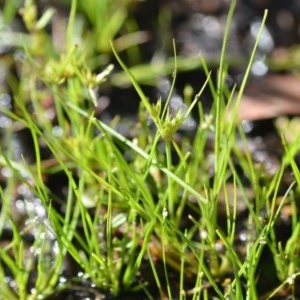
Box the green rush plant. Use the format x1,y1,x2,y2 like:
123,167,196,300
0,0,300,299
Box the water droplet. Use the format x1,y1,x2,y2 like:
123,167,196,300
250,22,274,53
52,125,64,137
251,60,268,76
239,232,247,242
15,199,26,214
1,167,12,178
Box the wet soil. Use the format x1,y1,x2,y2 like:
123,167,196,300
1,0,300,299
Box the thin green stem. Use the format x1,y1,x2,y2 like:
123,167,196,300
67,0,77,50
165,140,175,217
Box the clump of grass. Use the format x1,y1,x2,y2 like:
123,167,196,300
0,0,299,299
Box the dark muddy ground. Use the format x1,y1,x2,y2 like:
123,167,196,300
1,0,300,299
